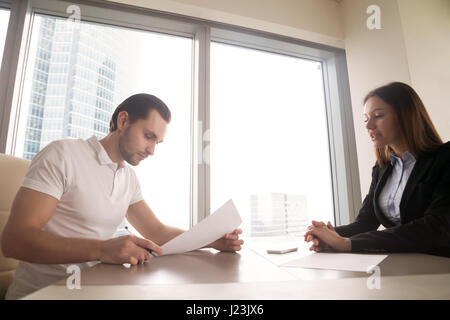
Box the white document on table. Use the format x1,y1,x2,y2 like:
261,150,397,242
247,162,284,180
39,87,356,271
160,199,242,256
281,253,388,272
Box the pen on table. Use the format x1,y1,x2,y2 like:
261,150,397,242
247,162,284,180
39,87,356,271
124,226,157,257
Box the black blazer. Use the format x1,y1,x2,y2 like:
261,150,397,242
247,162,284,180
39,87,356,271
335,141,450,258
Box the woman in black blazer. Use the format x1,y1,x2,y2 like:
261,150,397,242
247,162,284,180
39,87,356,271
305,82,450,258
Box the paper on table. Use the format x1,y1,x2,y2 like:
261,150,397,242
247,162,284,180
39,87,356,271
281,253,388,272
160,199,242,256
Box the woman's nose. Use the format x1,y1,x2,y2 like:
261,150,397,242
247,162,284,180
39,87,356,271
365,119,375,130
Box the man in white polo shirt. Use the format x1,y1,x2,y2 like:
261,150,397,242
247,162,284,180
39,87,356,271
1,94,243,300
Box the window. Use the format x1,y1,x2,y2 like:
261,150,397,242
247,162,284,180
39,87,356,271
14,13,192,230
1,0,358,243
210,42,334,238
0,7,10,66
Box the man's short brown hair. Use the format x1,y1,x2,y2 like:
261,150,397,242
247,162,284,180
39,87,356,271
109,93,171,132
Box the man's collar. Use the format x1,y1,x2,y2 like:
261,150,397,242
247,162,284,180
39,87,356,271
87,135,125,169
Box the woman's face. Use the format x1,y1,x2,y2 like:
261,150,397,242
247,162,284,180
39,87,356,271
363,96,405,153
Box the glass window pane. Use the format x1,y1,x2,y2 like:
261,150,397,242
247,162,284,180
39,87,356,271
210,42,334,241
0,8,10,65
14,15,192,230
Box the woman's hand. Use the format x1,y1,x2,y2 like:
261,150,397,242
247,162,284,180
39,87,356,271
304,221,351,253
304,220,333,251
208,228,244,252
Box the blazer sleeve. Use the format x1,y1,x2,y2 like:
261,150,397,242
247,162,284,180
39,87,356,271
349,159,450,255
334,163,381,238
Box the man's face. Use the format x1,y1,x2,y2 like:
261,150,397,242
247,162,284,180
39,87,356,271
118,110,168,166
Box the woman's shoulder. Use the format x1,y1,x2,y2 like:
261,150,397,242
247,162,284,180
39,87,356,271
420,141,450,167
431,141,450,159
441,141,450,151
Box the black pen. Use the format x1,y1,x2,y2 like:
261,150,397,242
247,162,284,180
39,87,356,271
124,226,157,257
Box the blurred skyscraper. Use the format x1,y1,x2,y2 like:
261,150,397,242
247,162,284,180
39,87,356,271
250,193,308,237
23,17,134,159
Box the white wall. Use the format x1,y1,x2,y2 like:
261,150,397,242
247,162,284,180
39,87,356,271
105,0,345,48
397,0,450,142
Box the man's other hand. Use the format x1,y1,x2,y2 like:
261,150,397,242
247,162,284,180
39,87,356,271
209,228,244,252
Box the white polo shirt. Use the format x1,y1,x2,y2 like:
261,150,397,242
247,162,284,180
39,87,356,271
5,136,144,300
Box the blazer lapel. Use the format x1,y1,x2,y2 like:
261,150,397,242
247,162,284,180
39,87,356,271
373,163,396,227
399,152,434,213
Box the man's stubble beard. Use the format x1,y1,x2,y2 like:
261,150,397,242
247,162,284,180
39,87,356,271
118,127,138,166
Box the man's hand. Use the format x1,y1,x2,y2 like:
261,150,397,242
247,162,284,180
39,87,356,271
98,234,163,265
208,229,244,252
304,221,351,253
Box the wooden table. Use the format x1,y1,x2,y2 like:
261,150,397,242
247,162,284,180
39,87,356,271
23,242,450,300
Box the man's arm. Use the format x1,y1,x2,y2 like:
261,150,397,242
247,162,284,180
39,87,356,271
125,200,185,246
126,200,244,251
1,187,102,263
1,188,160,265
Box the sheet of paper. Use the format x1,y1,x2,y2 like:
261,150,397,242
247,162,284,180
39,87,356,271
281,253,388,272
160,199,242,256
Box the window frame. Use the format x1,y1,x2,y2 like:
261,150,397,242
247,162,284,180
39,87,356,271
0,0,361,228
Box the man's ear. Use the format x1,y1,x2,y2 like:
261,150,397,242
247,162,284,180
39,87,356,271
117,111,129,131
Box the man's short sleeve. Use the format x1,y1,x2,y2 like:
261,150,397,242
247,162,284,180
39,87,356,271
21,141,69,200
129,169,144,205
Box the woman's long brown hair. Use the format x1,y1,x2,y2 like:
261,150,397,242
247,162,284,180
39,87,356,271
363,82,443,167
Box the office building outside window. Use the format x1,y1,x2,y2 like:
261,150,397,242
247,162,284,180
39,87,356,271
250,193,308,237
20,16,130,159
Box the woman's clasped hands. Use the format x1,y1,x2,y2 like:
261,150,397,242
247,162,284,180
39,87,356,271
304,220,352,253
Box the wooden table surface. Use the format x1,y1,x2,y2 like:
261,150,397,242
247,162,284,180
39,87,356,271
24,243,450,300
